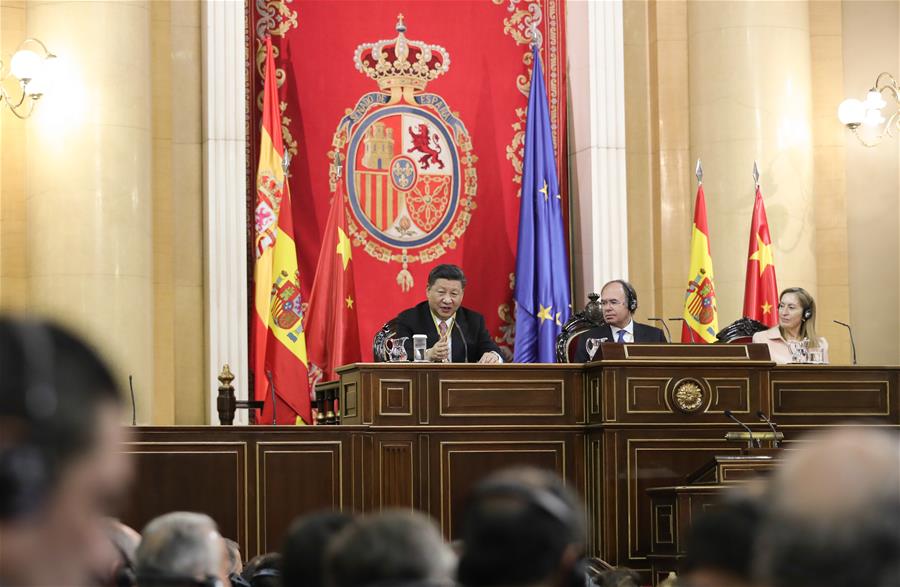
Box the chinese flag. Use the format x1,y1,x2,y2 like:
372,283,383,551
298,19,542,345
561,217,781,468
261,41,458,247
305,175,361,386
250,37,311,424
743,185,779,327
681,183,719,343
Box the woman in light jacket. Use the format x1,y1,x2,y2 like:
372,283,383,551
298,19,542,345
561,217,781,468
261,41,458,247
752,287,829,364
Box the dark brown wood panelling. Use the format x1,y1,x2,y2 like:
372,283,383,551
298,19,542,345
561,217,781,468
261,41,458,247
256,441,344,554
121,442,247,554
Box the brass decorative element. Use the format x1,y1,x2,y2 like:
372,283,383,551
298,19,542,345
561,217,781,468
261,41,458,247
672,379,704,413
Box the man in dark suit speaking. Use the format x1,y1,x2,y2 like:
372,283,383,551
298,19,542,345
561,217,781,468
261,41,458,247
573,280,667,362
395,264,503,363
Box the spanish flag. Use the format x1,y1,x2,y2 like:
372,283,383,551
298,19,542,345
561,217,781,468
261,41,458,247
681,177,719,343
251,37,310,424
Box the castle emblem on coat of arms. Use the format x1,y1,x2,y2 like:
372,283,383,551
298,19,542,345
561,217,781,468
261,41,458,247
329,14,478,291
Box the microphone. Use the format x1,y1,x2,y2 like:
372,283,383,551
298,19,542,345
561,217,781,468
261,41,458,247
648,317,671,342
266,370,277,425
669,317,696,343
128,375,137,425
454,320,469,363
724,410,760,448
757,411,780,447
833,320,857,365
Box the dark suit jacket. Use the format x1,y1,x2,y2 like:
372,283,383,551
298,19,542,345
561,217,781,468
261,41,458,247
395,301,502,363
573,322,668,362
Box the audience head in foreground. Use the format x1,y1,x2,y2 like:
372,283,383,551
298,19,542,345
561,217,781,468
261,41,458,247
679,495,763,587
282,511,353,587
135,511,230,587
0,316,131,587
457,467,586,587
327,509,455,587
241,553,282,587
755,427,900,587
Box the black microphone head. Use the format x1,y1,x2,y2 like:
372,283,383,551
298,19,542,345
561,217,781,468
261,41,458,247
724,409,734,418
756,410,766,420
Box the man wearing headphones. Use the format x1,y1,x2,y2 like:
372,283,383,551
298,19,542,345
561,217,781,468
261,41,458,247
0,316,132,587
457,467,587,587
573,280,667,362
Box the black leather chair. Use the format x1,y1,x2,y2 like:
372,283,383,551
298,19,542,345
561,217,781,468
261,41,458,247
555,293,605,362
372,318,399,362
716,317,768,343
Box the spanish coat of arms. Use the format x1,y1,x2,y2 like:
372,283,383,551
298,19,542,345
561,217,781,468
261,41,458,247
328,15,478,291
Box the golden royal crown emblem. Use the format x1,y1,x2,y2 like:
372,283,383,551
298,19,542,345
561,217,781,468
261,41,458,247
330,15,477,291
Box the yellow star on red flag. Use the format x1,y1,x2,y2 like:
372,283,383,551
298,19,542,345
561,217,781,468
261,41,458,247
749,233,774,276
761,301,772,315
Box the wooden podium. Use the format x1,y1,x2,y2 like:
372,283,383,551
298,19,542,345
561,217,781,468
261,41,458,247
122,346,898,580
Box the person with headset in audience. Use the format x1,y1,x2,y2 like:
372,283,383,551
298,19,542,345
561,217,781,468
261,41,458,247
752,287,829,364
573,280,667,362
456,467,588,587
135,512,231,587
325,510,455,587
0,316,133,587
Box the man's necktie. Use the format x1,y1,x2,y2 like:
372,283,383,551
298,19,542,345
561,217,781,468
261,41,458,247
616,329,626,343
439,321,449,339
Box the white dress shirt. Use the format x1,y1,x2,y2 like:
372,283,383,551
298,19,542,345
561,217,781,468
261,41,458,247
611,320,635,344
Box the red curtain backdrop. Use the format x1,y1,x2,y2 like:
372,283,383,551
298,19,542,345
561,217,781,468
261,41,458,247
249,0,567,362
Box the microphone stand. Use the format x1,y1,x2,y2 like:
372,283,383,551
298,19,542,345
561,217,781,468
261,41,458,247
725,409,760,448
128,375,137,425
648,317,671,342
833,320,857,365
266,370,277,425
757,411,780,448
454,320,469,363
668,317,696,343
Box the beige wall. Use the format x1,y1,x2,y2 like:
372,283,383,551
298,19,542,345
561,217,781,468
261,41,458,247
842,0,900,365
0,0,207,422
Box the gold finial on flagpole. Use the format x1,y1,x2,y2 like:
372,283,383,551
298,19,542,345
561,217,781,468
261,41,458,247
695,159,703,184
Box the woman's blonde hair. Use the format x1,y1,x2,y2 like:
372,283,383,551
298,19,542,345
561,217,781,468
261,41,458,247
779,287,821,348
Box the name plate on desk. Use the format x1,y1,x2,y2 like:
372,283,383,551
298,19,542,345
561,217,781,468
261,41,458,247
593,342,771,362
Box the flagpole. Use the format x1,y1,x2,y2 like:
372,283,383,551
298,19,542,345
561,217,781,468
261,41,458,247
752,160,760,188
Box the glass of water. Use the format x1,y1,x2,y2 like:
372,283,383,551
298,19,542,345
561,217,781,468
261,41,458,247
413,334,428,362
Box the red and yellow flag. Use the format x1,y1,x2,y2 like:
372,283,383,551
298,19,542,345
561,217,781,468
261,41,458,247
743,185,779,327
251,37,310,424
305,175,361,386
681,183,719,343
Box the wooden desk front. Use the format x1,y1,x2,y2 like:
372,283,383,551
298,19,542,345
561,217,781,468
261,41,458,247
122,360,898,573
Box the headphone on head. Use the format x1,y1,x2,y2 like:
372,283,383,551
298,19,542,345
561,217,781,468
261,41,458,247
0,321,57,522
611,280,638,313
468,480,587,587
802,307,812,321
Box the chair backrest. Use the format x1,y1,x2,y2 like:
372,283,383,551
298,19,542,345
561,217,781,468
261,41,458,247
555,293,605,362
716,317,768,343
373,319,399,362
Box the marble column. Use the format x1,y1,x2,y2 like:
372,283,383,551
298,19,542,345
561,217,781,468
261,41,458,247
688,1,817,324
26,0,154,422
202,0,248,423
568,0,629,306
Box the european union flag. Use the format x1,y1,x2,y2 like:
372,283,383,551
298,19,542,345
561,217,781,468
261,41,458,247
513,44,571,363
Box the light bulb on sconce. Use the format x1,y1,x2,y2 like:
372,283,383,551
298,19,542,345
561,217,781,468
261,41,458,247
1,38,56,118
838,72,899,147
